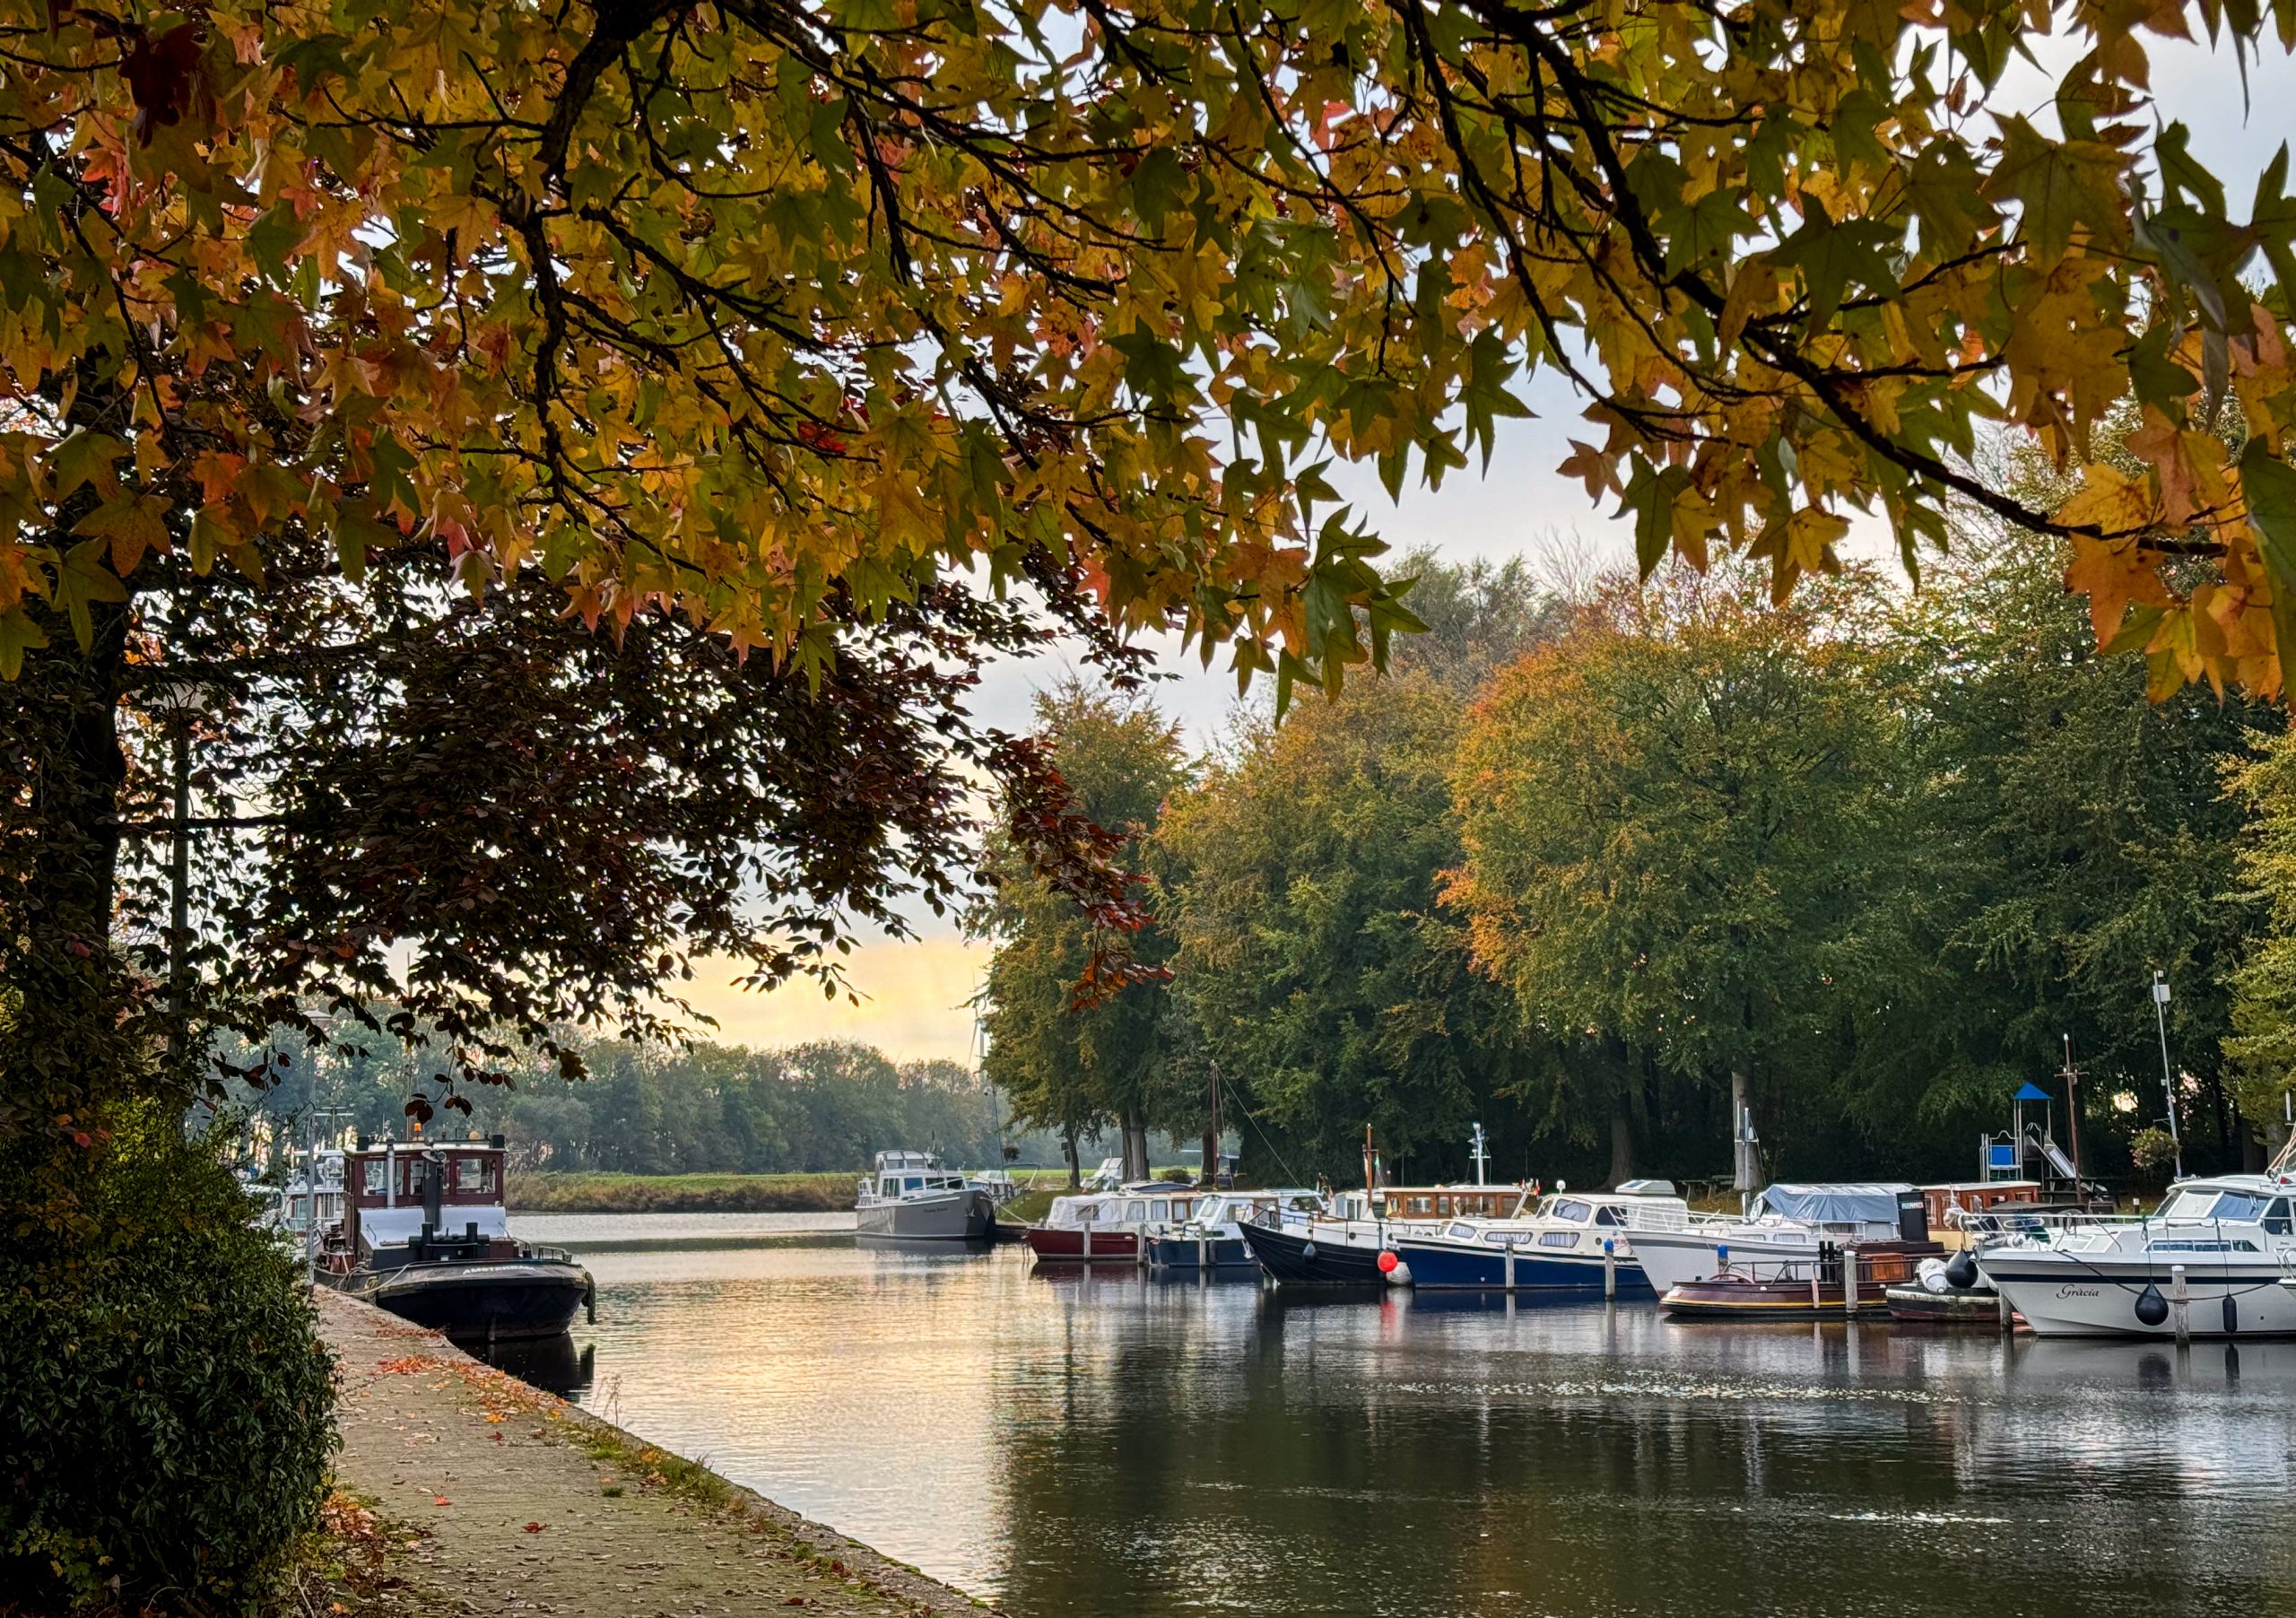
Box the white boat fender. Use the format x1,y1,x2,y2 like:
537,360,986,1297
1915,1257,1952,1294
1300,1240,1318,1261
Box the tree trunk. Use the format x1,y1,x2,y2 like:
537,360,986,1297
4,584,134,1144
1062,1127,1080,1189
1118,1112,1151,1182
1607,1092,1635,1187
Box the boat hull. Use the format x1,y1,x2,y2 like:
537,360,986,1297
1144,1233,1255,1271
855,1187,995,1241
326,1257,592,1340
1983,1260,2296,1338
1391,1236,1653,1293
1660,1272,1895,1319
1023,1225,1141,1262
1884,1283,2009,1326
1237,1219,1389,1286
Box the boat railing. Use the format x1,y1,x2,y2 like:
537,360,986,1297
523,1244,578,1263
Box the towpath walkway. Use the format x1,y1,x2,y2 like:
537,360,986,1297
316,1291,992,1618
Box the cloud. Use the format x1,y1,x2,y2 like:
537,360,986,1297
677,935,990,1064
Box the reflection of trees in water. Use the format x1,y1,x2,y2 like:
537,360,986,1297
988,1291,2296,1618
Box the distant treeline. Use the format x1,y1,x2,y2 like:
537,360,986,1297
240,1033,1075,1174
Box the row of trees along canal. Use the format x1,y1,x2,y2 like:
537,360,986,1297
979,515,2296,1196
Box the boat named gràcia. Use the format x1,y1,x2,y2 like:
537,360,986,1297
1976,1172,2296,1337
316,1134,593,1341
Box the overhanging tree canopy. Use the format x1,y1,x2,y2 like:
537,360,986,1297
6,0,2296,699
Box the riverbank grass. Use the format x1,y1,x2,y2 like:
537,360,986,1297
513,1167,1075,1214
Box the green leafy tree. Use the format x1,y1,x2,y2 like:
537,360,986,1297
975,683,1190,1184
1446,571,1916,1177
1894,466,2281,1173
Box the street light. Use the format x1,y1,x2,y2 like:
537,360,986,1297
2152,970,2186,1181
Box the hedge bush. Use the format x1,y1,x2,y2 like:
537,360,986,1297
0,1125,337,1612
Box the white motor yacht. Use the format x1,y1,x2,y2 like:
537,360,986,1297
1622,1183,1930,1293
1976,1173,2296,1337
855,1150,997,1241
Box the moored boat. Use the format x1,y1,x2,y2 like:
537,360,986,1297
1144,1188,1323,1272
1660,1240,1938,1319
1627,1183,1934,1296
1975,1172,2296,1338
1238,1181,1534,1286
1390,1183,1683,1292
855,1150,997,1241
317,1134,592,1341
1024,1184,1205,1262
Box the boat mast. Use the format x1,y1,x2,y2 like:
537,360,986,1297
2058,1037,2085,1194
1470,1122,1489,1187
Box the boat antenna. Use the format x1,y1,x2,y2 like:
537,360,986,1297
1470,1121,1489,1187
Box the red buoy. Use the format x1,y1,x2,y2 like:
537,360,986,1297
1378,1249,1399,1274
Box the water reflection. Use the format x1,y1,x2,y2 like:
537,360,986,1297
517,1222,2296,1617
466,1332,596,1400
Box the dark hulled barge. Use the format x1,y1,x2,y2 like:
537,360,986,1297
316,1134,593,1341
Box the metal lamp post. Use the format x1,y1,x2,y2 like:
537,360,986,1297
2152,970,2186,1180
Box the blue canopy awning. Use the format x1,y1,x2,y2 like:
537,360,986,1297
2013,1082,2052,1102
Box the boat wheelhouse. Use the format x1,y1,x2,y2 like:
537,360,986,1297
854,1150,996,1241
1975,1172,2296,1337
316,1134,592,1340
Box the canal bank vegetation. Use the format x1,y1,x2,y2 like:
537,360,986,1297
509,1168,1075,1214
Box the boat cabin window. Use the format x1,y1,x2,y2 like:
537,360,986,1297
2268,1199,2293,1235
453,1155,497,1194
1540,1231,1577,1248
1593,1205,1626,1227
1553,1199,1592,1225
2213,1192,2271,1223
361,1159,387,1195
1151,1200,1170,1220
1448,1222,1477,1241
1126,1200,1147,1222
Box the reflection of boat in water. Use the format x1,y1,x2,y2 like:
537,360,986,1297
1977,1173,2296,1338
1390,1185,1679,1292
317,1135,594,1341
474,1333,597,1399
854,1150,996,1241
1144,1188,1322,1272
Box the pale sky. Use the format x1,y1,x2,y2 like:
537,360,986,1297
694,30,2296,1065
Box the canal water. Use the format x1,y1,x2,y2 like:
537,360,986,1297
500,1218,2296,1616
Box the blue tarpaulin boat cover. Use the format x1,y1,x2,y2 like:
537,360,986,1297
1752,1183,1917,1226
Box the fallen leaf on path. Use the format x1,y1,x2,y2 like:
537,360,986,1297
523,1521,545,1533
433,1496,451,1507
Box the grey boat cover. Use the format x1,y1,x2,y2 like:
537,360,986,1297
1753,1183,1916,1227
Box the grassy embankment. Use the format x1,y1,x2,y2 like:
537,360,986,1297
509,1167,1078,1214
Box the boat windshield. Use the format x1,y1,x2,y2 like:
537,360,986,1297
1552,1198,1592,1225
2161,1187,2273,1222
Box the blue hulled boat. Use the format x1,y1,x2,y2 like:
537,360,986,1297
1388,1184,1687,1292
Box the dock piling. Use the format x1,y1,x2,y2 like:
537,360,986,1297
1603,1240,1616,1300
2172,1264,2190,1345
1842,1244,1858,1318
